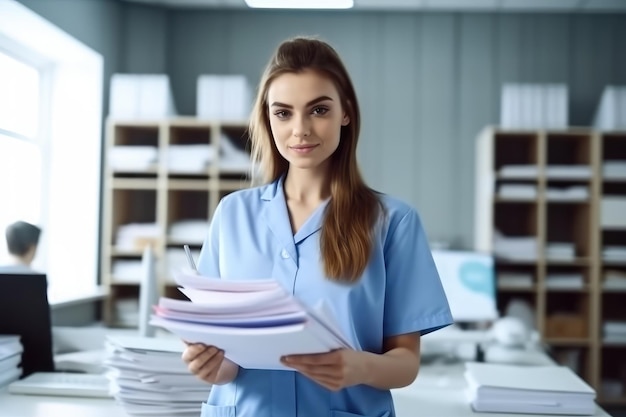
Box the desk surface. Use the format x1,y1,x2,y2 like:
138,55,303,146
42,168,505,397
0,363,612,417
393,363,612,417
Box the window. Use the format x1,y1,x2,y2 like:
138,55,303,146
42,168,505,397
0,1,103,302
0,50,43,264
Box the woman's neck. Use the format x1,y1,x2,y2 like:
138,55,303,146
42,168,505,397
284,169,331,205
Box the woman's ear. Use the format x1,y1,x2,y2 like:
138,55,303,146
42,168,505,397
342,113,350,126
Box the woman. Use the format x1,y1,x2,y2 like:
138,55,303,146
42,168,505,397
183,36,453,417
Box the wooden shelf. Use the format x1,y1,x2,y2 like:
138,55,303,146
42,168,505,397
475,127,626,396
545,338,592,346
110,178,159,189
598,397,626,406
101,118,252,327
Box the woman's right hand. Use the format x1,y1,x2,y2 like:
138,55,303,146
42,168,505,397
182,343,239,385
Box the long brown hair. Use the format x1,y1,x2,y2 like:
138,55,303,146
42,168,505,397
249,36,383,283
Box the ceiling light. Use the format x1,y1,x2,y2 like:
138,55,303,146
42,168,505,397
244,0,354,9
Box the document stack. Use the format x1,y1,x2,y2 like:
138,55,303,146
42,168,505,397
150,271,352,370
464,362,596,415
0,335,23,387
104,335,210,417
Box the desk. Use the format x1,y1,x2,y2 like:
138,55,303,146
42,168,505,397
0,388,123,417
0,363,612,417
392,362,612,417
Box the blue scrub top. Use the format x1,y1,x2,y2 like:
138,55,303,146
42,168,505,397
197,176,453,417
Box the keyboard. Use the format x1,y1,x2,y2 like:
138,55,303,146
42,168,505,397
8,372,112,398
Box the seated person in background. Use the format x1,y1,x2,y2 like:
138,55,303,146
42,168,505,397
0,221,42,273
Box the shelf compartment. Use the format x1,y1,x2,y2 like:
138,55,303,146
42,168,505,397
495,202,538,237
164,284,190,301
544,264,591,292
493,132,540,179
601,230,626,266
601,293,626,345
110,189,159,250
545,292,590,339
496,292,537,327
546,202,592,259
166,189,209,226
602,133,626,160
600,348,626,402
112,125,159,146
496,264,537,290
167,125,215,179
602,266,626,292
546,132,593,166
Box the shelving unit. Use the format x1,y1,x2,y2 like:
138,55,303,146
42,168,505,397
475,126,626,405
101,117,251,327
598,132,626,406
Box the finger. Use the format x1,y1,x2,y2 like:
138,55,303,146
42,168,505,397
181,344,208,363
296,369,342,391
286,363,340,380
283,351,340,366
187,346,220,374
196,350,225,381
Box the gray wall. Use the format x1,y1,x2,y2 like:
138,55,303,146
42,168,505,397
166,10,626,248
15,1,626,249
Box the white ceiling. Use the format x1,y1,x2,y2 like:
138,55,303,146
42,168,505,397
123,0,626,12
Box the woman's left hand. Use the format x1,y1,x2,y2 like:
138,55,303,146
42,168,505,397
280,349,369,391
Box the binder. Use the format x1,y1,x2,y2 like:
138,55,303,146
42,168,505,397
464,362,596,415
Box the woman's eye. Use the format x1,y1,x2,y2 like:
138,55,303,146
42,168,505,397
274,110,290,119
312,106,329,116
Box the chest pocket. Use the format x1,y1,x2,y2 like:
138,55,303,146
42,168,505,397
331,411,391,417
201,403,236,417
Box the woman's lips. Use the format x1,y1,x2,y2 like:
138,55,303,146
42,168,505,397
290,144,318,154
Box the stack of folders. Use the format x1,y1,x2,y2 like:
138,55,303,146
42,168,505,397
464,362,596,415
150,271,352,370
104,335,210,416
0,335,23,387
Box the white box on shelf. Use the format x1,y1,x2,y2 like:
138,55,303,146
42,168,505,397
109,74,177,120
197,74,252,121
500,83,568,129
601,197,626,229
593,86,626,130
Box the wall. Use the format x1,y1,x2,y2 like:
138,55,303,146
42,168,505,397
166,10,626,249
14,1,626,254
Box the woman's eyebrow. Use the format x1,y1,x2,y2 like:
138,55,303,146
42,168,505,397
270,95,334,109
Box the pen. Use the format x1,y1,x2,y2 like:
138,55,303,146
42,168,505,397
183,244,197,272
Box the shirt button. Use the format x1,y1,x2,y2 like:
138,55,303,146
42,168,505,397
281,249,290,259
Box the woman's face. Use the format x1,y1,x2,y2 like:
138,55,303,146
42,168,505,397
267,69,349,174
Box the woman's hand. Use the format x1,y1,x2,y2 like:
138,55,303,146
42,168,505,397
280,349,369,391
182,343,239,385
281,333,421,391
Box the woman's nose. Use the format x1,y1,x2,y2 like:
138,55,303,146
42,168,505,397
292,115,311,138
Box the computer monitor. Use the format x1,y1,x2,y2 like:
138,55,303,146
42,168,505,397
431,250,499,324
0,273,55,377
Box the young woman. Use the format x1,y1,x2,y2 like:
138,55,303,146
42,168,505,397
182,36,453,417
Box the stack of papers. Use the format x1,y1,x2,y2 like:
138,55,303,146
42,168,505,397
465,362,596,415
150,271,352,370
0,335,23,387
104,335,210,417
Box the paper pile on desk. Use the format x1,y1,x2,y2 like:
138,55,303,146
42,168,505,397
104,335,210,417
0,335,23,387
464,362,596,415
150,271,352,370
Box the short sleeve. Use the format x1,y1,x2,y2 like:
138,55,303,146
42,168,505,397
383,208,454,336
197,200,223,277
